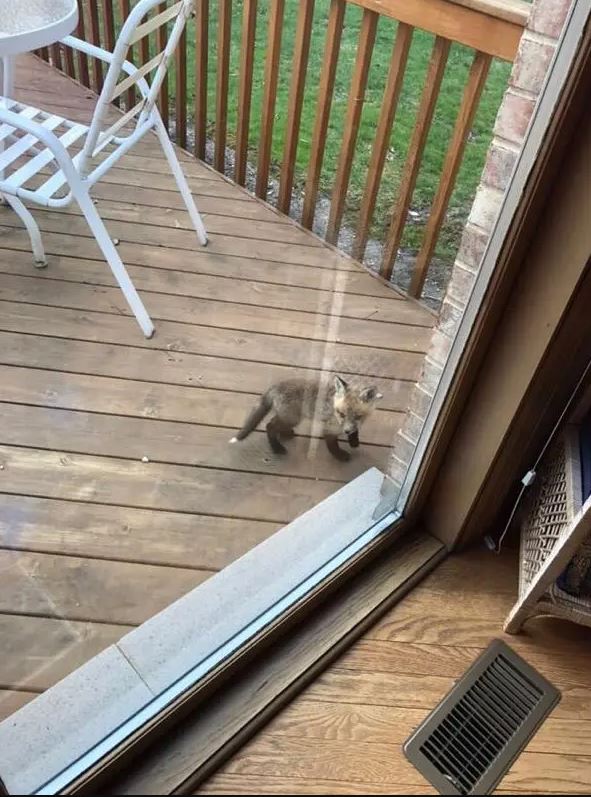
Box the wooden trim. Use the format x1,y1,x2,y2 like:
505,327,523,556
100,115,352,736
414,24,591,549
348,0,527,61
450,0,531,26
101,533,446,795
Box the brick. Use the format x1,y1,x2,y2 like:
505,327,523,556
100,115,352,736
428,328,453,366
469,185,503,234
387,454,408,489
402,411,424,445
510,35,556,95
420,357,444,395
408,384,433,420
494,90,536,144
530,0,572,39
482,142,518,192
457,224,489,272
392,431,417,466
438,299,463,339
447,262,476,306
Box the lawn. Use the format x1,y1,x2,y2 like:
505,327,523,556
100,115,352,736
181,1,512,271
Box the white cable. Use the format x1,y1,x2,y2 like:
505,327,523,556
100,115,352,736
485,355,591,554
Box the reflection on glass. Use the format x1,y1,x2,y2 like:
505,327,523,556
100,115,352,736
0,0,539,748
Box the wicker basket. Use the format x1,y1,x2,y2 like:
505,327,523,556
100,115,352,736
506,425,591,632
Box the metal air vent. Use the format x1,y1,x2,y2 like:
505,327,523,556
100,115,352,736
404,639,560,794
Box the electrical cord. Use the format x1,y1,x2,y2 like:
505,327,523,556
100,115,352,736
484,355,591,554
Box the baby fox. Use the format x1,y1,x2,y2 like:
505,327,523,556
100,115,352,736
230,375,383,461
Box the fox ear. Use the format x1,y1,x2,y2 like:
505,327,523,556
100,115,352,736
334,375,348,397
360,386,383,403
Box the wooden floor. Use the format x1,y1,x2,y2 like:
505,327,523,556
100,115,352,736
197,545,591,795
0,56,434,716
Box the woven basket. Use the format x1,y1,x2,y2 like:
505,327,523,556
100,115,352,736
514,424,591,628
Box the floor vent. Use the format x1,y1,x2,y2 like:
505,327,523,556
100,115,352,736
404,639,560,794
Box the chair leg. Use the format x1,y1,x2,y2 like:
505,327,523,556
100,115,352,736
3,194,48,267
154,118,208,247
75,190,155,339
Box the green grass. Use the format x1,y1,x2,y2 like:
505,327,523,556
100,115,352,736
181,1,511,267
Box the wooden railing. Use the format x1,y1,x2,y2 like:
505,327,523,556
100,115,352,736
40,0,529,304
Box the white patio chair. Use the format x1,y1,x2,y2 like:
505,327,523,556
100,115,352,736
0,0,207,338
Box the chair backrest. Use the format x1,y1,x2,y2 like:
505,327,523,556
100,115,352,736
80,0,193,171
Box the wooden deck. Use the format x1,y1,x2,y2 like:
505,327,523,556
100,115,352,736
0,56,434,715
198,545,591,795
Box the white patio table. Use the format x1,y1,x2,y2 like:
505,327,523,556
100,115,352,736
0,0,78,96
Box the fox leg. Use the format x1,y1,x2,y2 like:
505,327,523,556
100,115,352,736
324,434,351,462
266,416,292,454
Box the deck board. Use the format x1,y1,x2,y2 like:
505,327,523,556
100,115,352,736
0,55,433,711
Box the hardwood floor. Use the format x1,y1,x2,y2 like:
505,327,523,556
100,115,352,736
197,546,591,794
0,57,433,714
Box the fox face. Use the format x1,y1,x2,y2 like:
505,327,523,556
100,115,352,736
332,375,383,436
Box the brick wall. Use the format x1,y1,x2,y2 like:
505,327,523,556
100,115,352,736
388,0,573,490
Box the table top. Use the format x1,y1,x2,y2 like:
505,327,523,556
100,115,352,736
0,1,78,56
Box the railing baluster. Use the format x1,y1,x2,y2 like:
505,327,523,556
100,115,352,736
38,48,50,63
103,0,118,103
139,4,151,68
235,0,258,186
156,2,170,130
301,0,345,230
74,0,89,88
47,0,522,309
409,50,491,297
103,0,116,52
88,0,104,92
325,9,378,245
352,22,413,261
256,0,285,199
175,26,188,148
194,0,209,160
119,0,136,108
380,36,450,281
214,0,232,172
63,41,76,79
277,0,315,214
50,43,63,73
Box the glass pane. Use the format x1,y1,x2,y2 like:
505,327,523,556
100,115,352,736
0,0,568,789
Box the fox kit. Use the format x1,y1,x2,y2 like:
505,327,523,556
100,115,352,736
230,375,383,461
